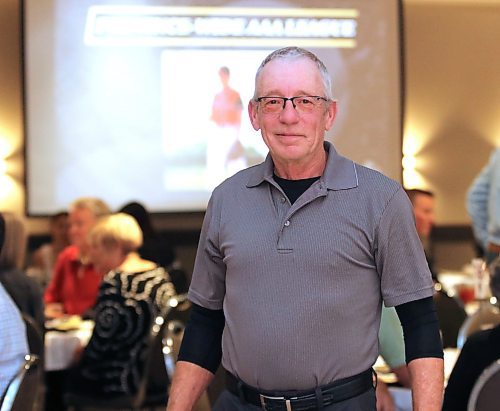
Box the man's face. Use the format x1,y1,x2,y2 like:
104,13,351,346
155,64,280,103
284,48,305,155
51,215,69,245
248,57,336,172
413,194,435,238
69,208,96,249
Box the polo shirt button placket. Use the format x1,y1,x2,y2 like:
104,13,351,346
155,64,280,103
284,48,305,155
284,220,290,227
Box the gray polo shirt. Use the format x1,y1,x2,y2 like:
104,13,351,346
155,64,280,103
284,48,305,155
189,142,433,391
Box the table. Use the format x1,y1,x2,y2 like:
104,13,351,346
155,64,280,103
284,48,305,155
44,319,94,371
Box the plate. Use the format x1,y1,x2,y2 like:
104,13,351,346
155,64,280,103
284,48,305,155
45,315,82,331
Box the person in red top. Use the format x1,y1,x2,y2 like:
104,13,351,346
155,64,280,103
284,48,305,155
44,197,110,318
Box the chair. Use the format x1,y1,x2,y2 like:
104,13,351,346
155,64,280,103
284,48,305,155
467,360,500,411
163,319,186,380
0,354,40,411
160,299,212,411
433,289,467,348
21,314,45,411
162,294,191,378
65,294,188,411
22,314,44,358
457,304,500,349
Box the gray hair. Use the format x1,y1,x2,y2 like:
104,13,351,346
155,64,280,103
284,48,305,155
88,213,143,254
69,197,111,219
253,47,333,100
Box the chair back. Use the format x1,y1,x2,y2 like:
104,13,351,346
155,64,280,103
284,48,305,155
457,304,500,349
467,360,500,411
21,314,45,411
163,319,187,380
132,293,188,408
22,314,44,361
0,354,40,411
433,289,467,348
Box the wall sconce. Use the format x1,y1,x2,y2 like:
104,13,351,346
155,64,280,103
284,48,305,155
0,137,16,203
402,132,425,189
0,138,9,176
0,157,6,175
402,153,420,188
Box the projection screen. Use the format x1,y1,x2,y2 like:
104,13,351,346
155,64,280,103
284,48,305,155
23,0,404,215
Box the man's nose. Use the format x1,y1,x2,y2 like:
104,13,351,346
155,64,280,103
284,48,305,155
279,100,300,122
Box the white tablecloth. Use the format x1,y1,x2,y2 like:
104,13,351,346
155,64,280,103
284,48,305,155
44,321,93,371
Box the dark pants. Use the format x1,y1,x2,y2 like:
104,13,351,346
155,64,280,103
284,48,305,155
212,388,377,411
44,370,68,411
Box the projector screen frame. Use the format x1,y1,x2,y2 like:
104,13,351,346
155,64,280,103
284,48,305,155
21,0,406,219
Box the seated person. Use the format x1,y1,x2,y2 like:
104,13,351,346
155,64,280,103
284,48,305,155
119,201,188,293
67,213,176,398
0,212,44,331
0,217,29,399
0,283,29,399
377,305,412,411
119,201,175,268
28,211,69,288
405,188,467,347
44,197,110,318
442,269,500,411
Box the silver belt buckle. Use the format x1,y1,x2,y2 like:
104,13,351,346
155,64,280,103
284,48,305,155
259,394,292,411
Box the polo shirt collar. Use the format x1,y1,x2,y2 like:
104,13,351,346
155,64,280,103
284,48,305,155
246,141,358,191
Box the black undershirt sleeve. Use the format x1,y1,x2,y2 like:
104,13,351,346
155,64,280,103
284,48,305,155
179,298,443,372
177,303,224,374
395,296,444,364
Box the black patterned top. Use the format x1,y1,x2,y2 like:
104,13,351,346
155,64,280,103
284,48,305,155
75,267,176,396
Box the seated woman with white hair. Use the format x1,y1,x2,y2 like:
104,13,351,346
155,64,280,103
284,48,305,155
66,212,176,399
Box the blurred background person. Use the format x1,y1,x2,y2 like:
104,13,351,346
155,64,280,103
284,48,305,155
65,213,176,399
467,147,500,264
0,282,29,399
27,211,69,289
119,201,175,268
0,212,29,399
44,197,110,319
119,201,188,293
405,189,467,348
405,188,436,273
0,211,44,331
207,66,246,188
377,305,412,411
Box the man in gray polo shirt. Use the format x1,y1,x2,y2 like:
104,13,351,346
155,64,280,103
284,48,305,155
167,47,444,411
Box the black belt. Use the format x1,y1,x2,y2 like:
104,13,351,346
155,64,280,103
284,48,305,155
225,368,374,411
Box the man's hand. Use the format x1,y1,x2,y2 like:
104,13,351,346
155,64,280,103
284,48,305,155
376,381,395,411
45,302,64,319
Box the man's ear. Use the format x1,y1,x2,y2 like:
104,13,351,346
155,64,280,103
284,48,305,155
248,100,261,131
324,100,337,131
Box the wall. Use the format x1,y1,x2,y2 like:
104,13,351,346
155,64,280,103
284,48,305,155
0,0,25,219
404,0,500,224
404,0,500,269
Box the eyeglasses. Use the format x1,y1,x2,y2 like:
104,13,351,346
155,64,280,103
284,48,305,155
255,95,329,114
